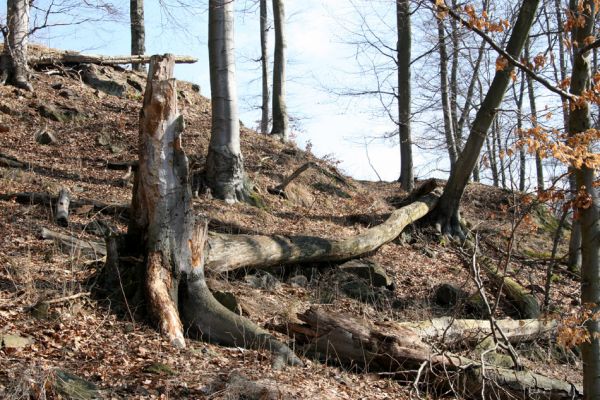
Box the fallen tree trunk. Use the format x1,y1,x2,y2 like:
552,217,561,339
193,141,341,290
288,307,581,399
41,228,106,259
268,161,351,197
0,191,129,218
399,317,557,346
206,188,441,273
29,53,197,67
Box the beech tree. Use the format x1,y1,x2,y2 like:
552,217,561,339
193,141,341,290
566,1,600,397
432,0,539,237
130,0,145,72
259,0,270,134
1,0,32,91
205,0,252,203
397,0,414,191
270,0,289,142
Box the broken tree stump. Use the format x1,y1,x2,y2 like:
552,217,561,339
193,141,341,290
56,188,70,227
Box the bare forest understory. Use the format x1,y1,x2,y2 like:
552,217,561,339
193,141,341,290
0,47,585,399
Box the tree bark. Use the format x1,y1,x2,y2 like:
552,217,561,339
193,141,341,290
28,53,197,66
259,0,270,135
524,41,544,191
130,0,146,72
126,54,300,367
397,0,414,191
2,0,32,90
437,15,458,170
567,2,600,398
432,0,540,238
287,307,582,399
270,0,289,142
205,188,441,273
206,0,251,203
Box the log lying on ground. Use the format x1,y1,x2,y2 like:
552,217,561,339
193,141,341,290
206,188,442,273
41,228,106,259
268,161,351,197
0,192,129,218
288,307,581,399
29,53,197,67
481,258,541,319
399,317,557,346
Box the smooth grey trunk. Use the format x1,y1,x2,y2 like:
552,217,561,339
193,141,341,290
568,2,600,398
437,15,458,170
449,0,460,149
206,0,249,203
486,130,499,187
547,0,581,270
494,119,507,189
397,0,413,191
524,42,544,190
456,39,486,141
130,0,146,72
2,0,31,90
270,0,289,142
515,71,527,191
259,0,270,134
433,0,540,237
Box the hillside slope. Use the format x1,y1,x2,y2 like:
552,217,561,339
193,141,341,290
0,53,582,399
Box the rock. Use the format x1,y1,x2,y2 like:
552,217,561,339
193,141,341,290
35,128,57,145
0,123,9,133
30,301,50,319
126,77,144,92
81,64,127,97
434,283,466,308
224,372,281,400
143,362,176,376
245,270,280,290
53,369,102,400
38,104,66,122
213,291,240,314
59,89,76,99
191,84,200,93
288,275,308,287
338,259,392,288
1,333,33,349
51,82,63,90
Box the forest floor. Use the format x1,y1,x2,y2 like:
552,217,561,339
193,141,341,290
0,48,583,399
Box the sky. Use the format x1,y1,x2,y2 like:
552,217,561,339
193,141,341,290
4,0,564,187
1,0,445,182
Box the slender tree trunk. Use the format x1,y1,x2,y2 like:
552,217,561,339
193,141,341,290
259,0,270,135
2,0,31,91
515,71,527,191
433,0,540,237
449,0,461,150
568,2,600,398
524,41,544,190
130,0,146,72
486,131,499,187
206,0,250,203
397,0,413,191
128,54,300,368
547,0,581,271
270,0,289,142
437,15,458,170
494,119,507,189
